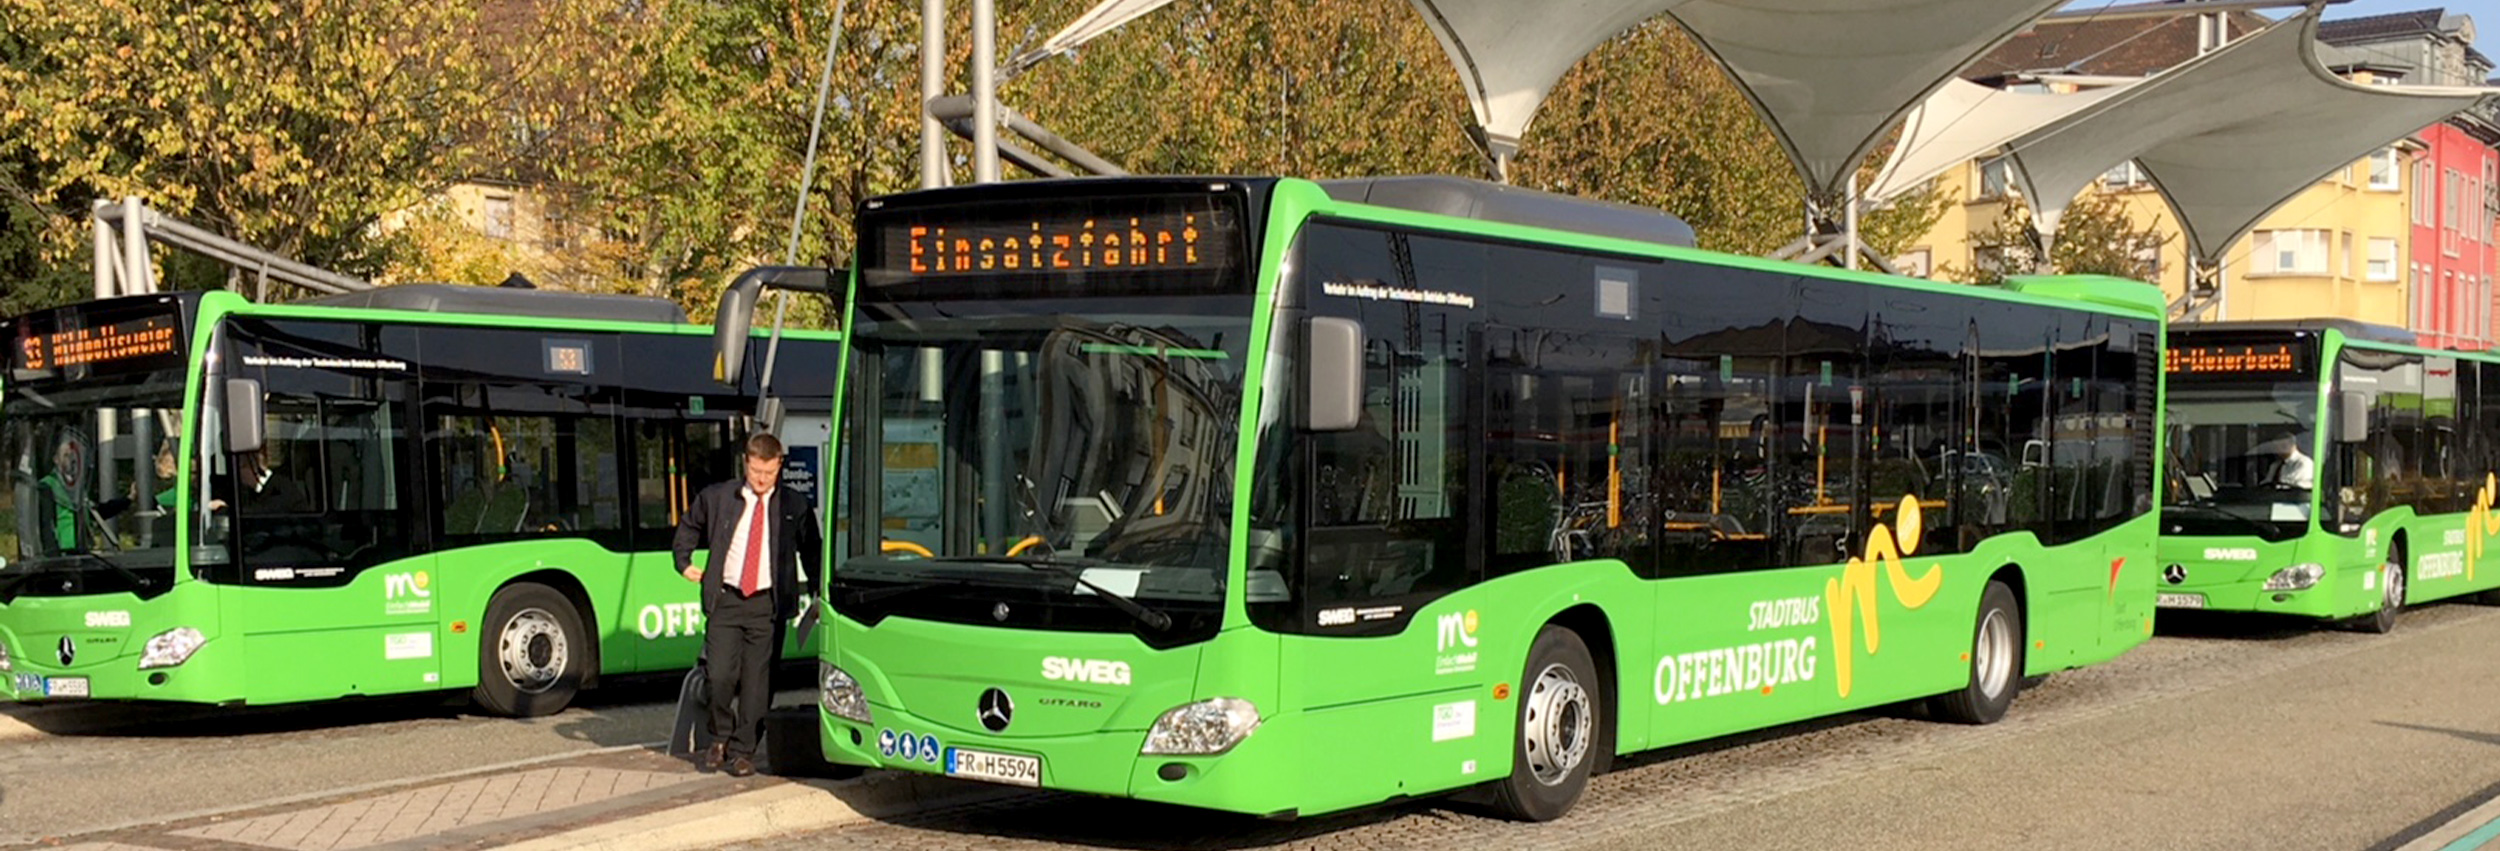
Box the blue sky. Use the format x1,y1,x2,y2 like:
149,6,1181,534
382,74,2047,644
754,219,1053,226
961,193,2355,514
2063,1,2498,74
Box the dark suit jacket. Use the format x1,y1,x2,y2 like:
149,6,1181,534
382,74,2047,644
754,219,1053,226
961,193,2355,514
673,480,824,622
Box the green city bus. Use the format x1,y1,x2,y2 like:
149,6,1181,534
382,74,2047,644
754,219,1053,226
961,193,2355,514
2160,320,2500,632
0,284,836,715
809,175,2165,820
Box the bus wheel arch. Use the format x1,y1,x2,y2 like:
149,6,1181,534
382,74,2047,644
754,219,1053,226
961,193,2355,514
473,577,595,717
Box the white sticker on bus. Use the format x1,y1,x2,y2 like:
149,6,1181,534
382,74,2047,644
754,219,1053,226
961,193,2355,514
385,632,434,660
1432,700,1476,742
84,611,130,628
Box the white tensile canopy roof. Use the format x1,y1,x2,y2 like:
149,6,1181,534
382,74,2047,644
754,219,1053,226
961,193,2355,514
1408,0,2067,201
1871,9,2496,263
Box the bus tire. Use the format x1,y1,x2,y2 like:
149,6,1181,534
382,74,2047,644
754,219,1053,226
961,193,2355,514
1930,581,2022,725
2362,544,2406,635
474,583,587,717
1490,625,1599,822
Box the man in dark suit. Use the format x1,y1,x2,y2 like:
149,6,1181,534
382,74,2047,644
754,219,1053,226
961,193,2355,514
674,432,823,777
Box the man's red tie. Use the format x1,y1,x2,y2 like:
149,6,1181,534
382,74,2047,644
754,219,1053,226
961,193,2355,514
739,494,767,596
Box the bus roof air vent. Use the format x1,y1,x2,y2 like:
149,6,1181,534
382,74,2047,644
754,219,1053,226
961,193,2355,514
300,283,688,325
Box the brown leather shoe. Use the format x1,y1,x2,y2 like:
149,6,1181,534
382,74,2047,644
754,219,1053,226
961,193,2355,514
727,756,757,778
700,743,726,773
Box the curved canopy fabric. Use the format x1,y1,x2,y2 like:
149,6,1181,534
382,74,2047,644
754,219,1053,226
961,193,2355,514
1875,10,2492,264
1408,0,2065,199
1865,79,2130,204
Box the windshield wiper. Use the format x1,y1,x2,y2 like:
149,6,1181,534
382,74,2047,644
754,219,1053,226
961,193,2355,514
836,575,982,606
928,556,1174,631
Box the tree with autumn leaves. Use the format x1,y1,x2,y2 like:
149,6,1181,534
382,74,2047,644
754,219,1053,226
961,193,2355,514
1,0,1956,320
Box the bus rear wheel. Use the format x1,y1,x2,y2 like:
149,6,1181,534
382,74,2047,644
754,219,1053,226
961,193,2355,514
1490,625,1599,822
1930,580,2022,725
474,583,586,717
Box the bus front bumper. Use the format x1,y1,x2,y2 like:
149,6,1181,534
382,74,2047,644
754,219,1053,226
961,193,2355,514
819,705,1302,817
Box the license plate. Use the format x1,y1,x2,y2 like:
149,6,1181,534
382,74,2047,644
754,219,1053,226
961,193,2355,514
45,677,89,698
944,747,1041,787
2156,593,2206,609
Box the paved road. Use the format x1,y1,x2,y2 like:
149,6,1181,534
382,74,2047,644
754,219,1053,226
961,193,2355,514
744,602,2500,851
0,672,809,846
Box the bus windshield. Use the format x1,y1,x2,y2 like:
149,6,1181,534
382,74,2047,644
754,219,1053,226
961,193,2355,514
839,304,1252,641
2162,381,2317,541
0,371,196,600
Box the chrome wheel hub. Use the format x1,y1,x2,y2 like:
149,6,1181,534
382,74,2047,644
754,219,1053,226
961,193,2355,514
1521,662,1593,786
1975,607,2016,700
498,608,568,694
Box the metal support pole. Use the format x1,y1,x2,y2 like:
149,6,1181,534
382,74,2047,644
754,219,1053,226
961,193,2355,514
971,0,999,184
122,196,150,294
920,0,949,189
92,200,115,299
1842,185,1861,271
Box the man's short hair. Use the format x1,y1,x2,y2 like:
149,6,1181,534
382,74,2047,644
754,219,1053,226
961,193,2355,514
744,432,785,461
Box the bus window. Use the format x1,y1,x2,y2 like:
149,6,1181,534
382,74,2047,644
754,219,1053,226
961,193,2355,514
222,319,419,573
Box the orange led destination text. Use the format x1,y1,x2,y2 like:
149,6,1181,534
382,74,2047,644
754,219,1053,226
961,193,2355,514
23,320,177,370
2166,344,2295,375
909,216,1204,274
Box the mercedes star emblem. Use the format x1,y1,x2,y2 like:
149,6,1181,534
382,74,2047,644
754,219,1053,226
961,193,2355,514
978,687,1014,732
57,636,75,667
2163,564,2188,585
992,602,1011,622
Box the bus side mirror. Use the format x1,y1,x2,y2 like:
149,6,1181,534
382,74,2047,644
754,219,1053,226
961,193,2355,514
1303,317,1363,432
711,279,760,386
2335,391,2370,443
225,378,265,455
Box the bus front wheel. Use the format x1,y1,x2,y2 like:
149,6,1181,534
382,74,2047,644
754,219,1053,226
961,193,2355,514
475,583,587,717
2361,545,2406,635
1490,625,1599,822
1931,580,2022,725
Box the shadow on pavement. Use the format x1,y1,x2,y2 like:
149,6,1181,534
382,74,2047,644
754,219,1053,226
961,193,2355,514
2152,608,2332,640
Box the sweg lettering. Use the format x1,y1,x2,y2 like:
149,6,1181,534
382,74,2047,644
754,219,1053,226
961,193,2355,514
638,603,706,639
2202,547,2258,562
1747,597,1821,631
1825,496,1945,699
1042,657,1132,685
1653,637,1818,704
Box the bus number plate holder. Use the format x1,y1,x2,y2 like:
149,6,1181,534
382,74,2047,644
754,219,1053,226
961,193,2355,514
2155,593,2205,609
945,747,1041,787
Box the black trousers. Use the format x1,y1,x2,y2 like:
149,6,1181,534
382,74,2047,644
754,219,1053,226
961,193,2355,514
704,587,779,758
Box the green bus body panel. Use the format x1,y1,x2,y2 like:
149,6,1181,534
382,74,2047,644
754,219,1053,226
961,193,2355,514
818,177,2164,817
0,290,832,705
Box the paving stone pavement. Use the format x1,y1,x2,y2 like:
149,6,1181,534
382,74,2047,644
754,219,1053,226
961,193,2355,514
170,767,700,851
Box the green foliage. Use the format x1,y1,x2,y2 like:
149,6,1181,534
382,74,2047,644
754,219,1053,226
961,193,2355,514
1946,192,2171,286
0,0,1998,320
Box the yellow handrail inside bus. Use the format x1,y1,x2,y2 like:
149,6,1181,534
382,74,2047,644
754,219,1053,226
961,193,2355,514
881,539,935,558
1005,536,1045,557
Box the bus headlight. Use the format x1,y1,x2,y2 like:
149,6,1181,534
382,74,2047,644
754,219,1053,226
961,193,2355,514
1142,698,1260,756
0,639,11,671
821,663,871,723
137,627,205,669
2263,563,2326,591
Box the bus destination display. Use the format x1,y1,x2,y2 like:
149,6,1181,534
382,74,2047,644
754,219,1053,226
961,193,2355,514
2167,342,2299,376
885,208,1231,276
12,310,181,373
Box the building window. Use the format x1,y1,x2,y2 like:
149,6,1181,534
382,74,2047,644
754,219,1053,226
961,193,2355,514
2101,160,2150,191
2416,161,2437,225
2448,169,2466,257
1894,247,1934,278
2367,148,2400,191
2367,237,2398,281
484,195,515,241
2342,231,2355,279
2252,229,2328,275
2130,238,2161,282
1978,155,2018,200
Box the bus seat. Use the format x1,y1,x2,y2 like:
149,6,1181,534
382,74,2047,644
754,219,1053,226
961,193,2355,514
482,484,529,534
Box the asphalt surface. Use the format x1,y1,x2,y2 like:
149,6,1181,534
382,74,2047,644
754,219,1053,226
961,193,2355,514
736,602,2500,851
